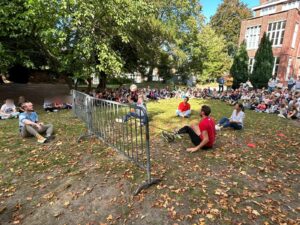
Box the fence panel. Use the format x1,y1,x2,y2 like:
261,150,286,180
72,90,160,194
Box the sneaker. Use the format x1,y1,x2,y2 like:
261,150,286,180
161,131,175,143
115,118,123,123
37,137,47,144
215,124,221,131
45,135,55,142
173,129,182,139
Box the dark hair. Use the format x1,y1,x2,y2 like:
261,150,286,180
237,103,244,112
201,105,211,116
184,96,189,101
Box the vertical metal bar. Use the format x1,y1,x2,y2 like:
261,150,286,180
139,110,144,166
134,115,139,163
145,113,152,183
124,106,130,157
130,107,134,159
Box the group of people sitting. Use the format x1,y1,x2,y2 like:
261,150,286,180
0,96,28,120
173,96,245,152
0,98,54,143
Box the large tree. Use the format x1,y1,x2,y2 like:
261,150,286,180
193,25,232,82
230,41,249,89
210,0,252,57
251,32,274,88
0,0,153,88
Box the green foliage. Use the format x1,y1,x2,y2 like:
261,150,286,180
194,25,232,82
210,0,252,57
230,41,249,89
251,33,274,88
0,0,233,87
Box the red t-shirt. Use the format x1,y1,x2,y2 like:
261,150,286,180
178,102,190,112
198,117,216,148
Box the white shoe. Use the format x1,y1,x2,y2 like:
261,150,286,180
215,125,221,131
115,118,123,123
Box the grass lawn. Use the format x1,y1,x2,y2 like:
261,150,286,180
0,99,299,225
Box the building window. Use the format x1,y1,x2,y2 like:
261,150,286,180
261,6,276,16
272,57,280,76
282,1,300,11
286,57,292,80
292,23,299,49
267,21,286,46
245,26,261,50
248,58,255,74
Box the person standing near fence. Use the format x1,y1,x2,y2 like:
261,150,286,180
19,102,54,143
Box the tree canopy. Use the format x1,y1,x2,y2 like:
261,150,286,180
251,32,274,88
0,0,232,87
210,0,252,57
230,41,249,89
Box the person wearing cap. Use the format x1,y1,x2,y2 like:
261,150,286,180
176,96,191,118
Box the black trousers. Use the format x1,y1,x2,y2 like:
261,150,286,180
178,126,201,146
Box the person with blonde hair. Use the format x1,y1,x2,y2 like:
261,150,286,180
19,102,54,143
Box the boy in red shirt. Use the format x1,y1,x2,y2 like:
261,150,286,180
175,105,216,152
176,96,191,118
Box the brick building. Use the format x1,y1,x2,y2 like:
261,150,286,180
239,0,300,82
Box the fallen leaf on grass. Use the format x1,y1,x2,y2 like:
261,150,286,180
252,210,260,216
63,201,70,207
106,214,113,221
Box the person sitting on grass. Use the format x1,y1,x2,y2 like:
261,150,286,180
174,105,216,152
19,102,54,143
0,99,20,119
115,95,147,125
215,103,245,131
287,103,299,120
176,96,191,118
17,96,26,113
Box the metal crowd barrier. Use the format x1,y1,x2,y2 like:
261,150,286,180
72,90,160,195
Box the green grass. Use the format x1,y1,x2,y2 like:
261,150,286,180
0,99,299,225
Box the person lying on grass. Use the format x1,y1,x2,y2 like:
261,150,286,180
19,102,54,144
176,96,191,118
215,103,245,131
174,105,216,153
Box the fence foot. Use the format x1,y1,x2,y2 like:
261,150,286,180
77,133,94,143
134,178,161,196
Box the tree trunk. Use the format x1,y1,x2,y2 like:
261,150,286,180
147,66,154,82
97,71,107,90
64,74,74,90
86,77,92,93
0,75,4,84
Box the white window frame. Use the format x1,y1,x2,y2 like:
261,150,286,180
286,57,292,80
261,6,276,16
245,25,261,50
248,58,255,74
272,57,280,76
267,20,286,47
282,0,300,11
292,23,299,49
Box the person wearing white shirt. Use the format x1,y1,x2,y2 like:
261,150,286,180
215,103,245,130
0,99,20,119
268,77,277,92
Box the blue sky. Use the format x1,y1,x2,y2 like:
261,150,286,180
201,0,259,21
